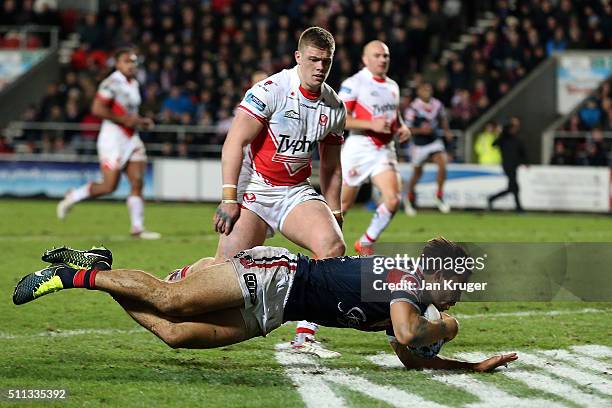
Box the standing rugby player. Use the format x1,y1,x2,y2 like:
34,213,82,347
180,27,346,356
403,83,453,216
56,49,160,239
338,41,411,254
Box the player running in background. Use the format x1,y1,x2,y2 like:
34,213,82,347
338,41,411,255
403,83,454,216
199,27,346,356
14,238,517,372
56,49,160,239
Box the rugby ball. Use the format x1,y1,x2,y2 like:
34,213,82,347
407,304,445,359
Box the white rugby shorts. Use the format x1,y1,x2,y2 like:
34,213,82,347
410,139,445,166
237,171,326,237
229,246,298,337
97,128,147,171
341,135,398,187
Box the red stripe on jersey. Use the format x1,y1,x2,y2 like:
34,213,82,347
110,100,135,137
237,105,266,124
250,126,313,186
95,93,113,105
353,101,393,147
343,99,356,112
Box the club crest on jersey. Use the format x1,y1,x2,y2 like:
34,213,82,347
319,113,329,126
245,92,266,112
283,110,300,120
243,193,256,203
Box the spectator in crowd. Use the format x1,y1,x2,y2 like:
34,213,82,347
579,99,602,130
488,117,526,213
8,0,612,158
474,121,501,165
550,140,573,165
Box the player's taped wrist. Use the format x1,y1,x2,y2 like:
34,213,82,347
222,184,238,201
221,199,239,204
332,209,343,215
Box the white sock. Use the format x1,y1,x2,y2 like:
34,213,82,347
127,195,144,232
362,203,395,243
293,321,318,344
67,182,92,204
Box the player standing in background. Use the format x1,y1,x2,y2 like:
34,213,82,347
338,41,411,254
172,27,346,357
56,49,160,239
403,83,453,216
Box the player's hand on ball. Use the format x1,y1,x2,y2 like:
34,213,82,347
441,312,459,341
371,118,391,134
473,353,519,372
214,202,241,235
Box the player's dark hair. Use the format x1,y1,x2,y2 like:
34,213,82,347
421,237,470,277
114,47,135,62
298,27,335,53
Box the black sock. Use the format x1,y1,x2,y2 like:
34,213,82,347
56,267,99,289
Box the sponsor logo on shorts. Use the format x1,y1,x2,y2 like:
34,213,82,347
245,93,266,112
283,110,300,120
243,273,258,304
339,86,352,94
243,193,256,203
319,113,328,126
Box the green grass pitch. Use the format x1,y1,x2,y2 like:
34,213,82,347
1,199,611,407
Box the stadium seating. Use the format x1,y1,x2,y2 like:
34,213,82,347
1,0,611,160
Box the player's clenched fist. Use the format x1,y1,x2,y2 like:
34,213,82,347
214,202,241,235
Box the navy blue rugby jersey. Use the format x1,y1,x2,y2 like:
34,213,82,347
283,255,428,334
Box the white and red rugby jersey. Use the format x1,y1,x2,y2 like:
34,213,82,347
95,70,141,137
237,67,346,186
338,68,400,147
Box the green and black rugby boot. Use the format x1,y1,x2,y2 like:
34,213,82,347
41,246,113,271
13,264,71,305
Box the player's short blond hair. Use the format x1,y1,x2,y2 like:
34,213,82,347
298,27,335,53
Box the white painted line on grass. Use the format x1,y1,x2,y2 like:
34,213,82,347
571,345,612,359
538,349,611,374
323,371,446,408
456,352,610,408
2,308,606,341
275,344,448,408
518,352,612,396
0,327,145,340
274,344,347,408
366,353,404,369
455,308,606,320
429,372,566,408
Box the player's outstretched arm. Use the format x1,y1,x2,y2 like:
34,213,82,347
389,339,518,372
214,110,263,235
390,301,458,347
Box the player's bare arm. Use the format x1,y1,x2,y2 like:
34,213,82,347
390,339,518,372
318,141,343,226
214,110,263,235
396,109,411,143
345,115,392,134
91,98,153,130
390,300,458,347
